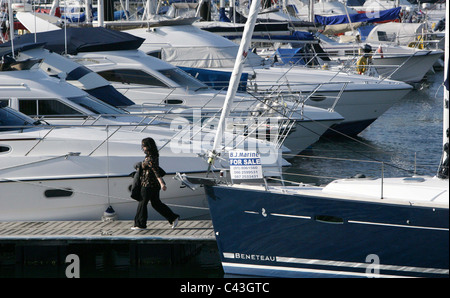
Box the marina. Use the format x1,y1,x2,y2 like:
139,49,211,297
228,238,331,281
0,0,448,279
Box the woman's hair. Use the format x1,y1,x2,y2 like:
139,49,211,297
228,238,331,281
142,137,159,158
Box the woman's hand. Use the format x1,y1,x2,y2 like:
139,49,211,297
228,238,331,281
158,178,167,191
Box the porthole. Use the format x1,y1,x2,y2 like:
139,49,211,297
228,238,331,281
44,188,74,198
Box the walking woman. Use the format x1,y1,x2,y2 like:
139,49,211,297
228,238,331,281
132,137,180,230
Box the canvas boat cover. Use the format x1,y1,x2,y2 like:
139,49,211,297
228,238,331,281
314,7,401,26
9,27,145,55
0,40,135,107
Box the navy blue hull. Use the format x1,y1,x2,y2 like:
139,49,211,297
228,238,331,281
205,185,449,278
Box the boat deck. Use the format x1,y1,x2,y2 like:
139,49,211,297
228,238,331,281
0,220,216,244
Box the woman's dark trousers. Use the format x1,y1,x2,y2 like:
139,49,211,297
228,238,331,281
134,186,179,228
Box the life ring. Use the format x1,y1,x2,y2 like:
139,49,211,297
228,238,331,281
356,56,368,74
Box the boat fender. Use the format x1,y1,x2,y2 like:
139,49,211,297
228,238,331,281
102,205,117,222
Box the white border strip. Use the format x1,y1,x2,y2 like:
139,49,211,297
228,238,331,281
223,253,449,275
244,210,448,231
348,220,449,231
271,213,311,220
222,262,410,278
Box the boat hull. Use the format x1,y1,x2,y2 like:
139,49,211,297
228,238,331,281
372,51,443,83
205,185,449,278
0,174,208,221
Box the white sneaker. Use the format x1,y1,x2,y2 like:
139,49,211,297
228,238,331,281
171,217,179,229
131,226,145,230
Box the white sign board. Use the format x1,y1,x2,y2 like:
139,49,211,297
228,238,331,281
229,151,263,180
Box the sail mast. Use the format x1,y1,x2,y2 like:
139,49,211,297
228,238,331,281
208,0,261,163
437,3,449,179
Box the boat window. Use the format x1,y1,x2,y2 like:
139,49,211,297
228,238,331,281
309,95,327,102
0,145,11,153
314,215,344,224
68,95,126,115
377,31,396,42
44,188,74,198
147,51,162,59
97,69,169,88
18,99,83,116
158,68,208,91
0,106,36,131
164,99,184,105
0,99,9,107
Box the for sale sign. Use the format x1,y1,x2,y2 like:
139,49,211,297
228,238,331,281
229,151,263,180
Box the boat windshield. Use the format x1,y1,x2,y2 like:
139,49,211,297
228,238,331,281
158,68,208,91
0,106,37,131
68,95,127,115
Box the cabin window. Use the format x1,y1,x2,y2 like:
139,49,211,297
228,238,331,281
147,51,162,59
97,69,169,88
314,215,344,224
309,95,327,102
377,31,396,42
18,99,82,117
0,99,9,107
164,99,184,105
159,68,207,90
44,188,74,198
0,145,11,153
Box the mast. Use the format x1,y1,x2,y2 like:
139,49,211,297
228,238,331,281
208,0,261,165
437,3,448,179
7,0,14,58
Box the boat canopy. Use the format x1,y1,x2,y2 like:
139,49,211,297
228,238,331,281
9,27,145,55
179,67,248,92
0,38,136,107
314,7,401,25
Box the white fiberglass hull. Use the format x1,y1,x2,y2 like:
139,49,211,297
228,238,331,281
371,51,443,83
0,174,208,221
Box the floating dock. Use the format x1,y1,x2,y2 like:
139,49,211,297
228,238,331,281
0,220,219,277
0,220,215,243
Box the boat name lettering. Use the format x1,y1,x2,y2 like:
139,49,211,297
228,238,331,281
229,152,260,158
235,253,275,262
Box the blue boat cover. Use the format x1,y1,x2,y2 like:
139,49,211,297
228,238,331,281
276,48,306,65
179,67,248,92
8,27,144,55
219,7,231,22
314,7,401,25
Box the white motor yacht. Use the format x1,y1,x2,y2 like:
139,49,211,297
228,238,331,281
8,28,344,155
125,24,413,136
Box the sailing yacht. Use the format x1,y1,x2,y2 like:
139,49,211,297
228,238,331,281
176,0,449,278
